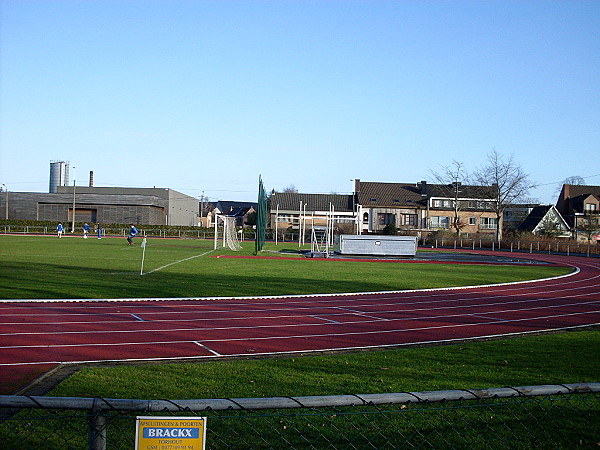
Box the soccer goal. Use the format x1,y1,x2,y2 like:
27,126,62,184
214,215,242,251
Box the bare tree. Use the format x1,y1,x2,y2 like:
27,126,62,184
554,175,586,196
282,185,298,193
430,160,468,235
473,149,533,240
577,216,600,242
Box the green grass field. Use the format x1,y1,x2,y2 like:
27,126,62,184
1,234,598,447
0,234,572,299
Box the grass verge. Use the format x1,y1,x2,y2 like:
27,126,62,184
49,330,599,399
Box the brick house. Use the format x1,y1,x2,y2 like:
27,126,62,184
556,184,600,241
355,179,501,236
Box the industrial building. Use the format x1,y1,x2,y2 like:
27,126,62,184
0,161,200,226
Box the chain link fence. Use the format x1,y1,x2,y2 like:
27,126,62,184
1,383,598,449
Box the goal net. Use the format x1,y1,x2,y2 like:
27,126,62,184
214,215,242,251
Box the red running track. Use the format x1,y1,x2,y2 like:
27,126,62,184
1,251,599,393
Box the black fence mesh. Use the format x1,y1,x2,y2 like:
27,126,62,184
1,385,599,449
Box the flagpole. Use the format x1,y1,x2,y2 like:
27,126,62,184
140,237,147,275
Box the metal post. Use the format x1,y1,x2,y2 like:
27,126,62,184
71,167,76,233
298,201,303,248
88,411,107,450
1,184,7,220
214,216,218,250
275,204,279,246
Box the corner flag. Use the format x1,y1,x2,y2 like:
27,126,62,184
140,237,147,275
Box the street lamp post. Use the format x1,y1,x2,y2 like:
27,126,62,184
1,184,7,220
71,167,76,233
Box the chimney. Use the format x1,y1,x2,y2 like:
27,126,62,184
89,171,94,187
354,179,361,194
419,180,427,196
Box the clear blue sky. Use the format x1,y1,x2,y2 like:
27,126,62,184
1,0,599,203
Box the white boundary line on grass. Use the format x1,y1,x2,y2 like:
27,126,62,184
0,266,580,303
142,249,215,275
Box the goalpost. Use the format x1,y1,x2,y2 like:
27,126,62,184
214,215,242,251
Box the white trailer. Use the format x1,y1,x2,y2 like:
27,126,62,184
335,235,417,257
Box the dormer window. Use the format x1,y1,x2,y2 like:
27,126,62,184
370,198,377,202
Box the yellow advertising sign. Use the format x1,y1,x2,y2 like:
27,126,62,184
135,416,206,450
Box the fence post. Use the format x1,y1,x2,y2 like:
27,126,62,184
88,411,107,450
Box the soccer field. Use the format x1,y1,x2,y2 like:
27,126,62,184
0,235,572,300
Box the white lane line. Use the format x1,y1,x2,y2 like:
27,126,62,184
309,315,341,324
194,341,222,356
2,322,599,367
335,307,385,320
2,310,599,352
1,301,599,337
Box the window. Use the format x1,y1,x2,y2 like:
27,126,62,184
469,217,476,226
585,203,597,212
402,214,417,226
378,213,395,226
433,199,453,208
480,217,498,229
362,212,369,224
430,216,450,228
